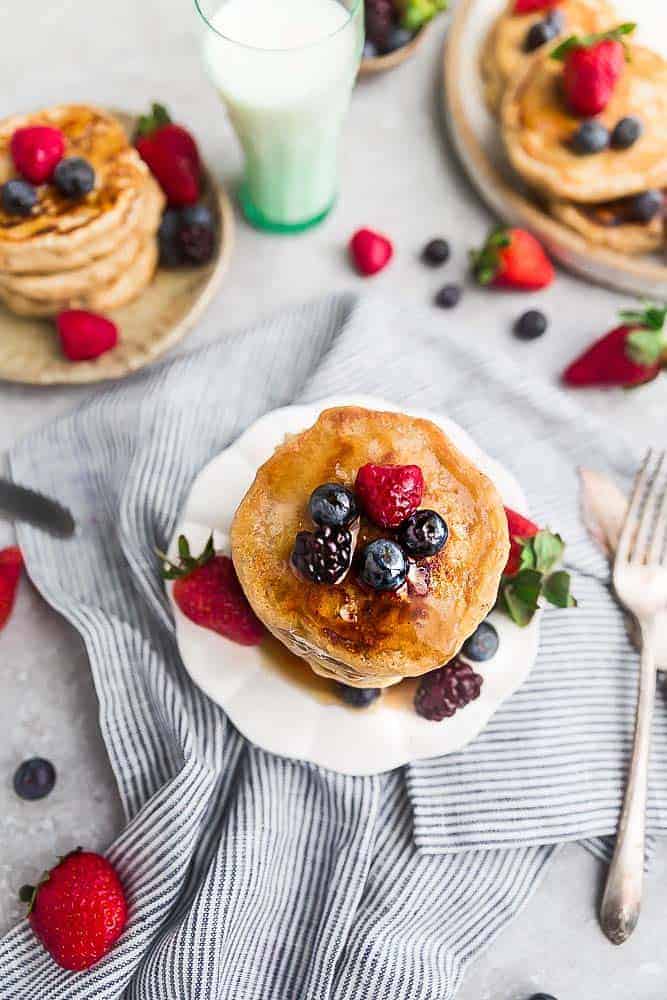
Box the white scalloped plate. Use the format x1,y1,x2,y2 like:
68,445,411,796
167,396,540,775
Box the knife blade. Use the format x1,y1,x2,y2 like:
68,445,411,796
0,479,75,538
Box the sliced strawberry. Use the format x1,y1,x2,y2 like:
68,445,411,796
504,507,539,577
10,126,65,184
161,535,264,646
56,310,118,362
0,546,23,630
355,464,424,528
471,227,554,291
563,304,666,388
514,0,560,13
135,103,200,207
349,228,393,277
551,24,635,116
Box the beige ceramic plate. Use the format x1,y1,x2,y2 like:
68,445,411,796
0,111,234,385
444,0,667,298
359,24,429,75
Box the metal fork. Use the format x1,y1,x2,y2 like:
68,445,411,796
600,450,667,945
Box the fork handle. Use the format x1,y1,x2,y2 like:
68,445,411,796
600,618,657,945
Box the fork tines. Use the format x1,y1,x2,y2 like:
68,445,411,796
618,450,667,567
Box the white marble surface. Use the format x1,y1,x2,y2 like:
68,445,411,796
0,1,666,996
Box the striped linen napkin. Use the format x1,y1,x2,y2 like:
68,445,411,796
1,294,666,999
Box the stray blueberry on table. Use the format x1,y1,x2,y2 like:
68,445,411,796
514,309,548,340
13,757,56,801
462,620,499,662
397,509,448,559
53,157,96,198
358,538,407,591
434,284,462,309
528,994,559,1000
1,179,38,216
570,120,609,155
309,483,358,528
628,190,663,224
422,237,450,266
335,683,381,707
610,116,642,150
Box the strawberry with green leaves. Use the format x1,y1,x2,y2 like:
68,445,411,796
551,23,635,116
135,103,200,207
563,303,667,388
471,226,554,291
500,507,576,626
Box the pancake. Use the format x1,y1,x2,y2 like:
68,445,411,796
0,105,151,273
0,176,164,299
231,407,509,688
480,0,615,116
549,191,664,254
502,43,667,202
0,237,158,317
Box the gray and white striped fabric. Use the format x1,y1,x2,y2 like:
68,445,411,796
2,294,666,998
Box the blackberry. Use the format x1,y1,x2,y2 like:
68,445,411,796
181,220,215,265
291,525,353,584
414,659,483,721
13,757,56,800
309,483,358,528
53,157,95,198
365,0,395,52
335,683,381,707
397,509,448,559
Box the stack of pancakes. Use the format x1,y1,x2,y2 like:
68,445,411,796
0,105,164,317
481,4,666,256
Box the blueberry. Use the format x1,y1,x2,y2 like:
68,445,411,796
13,758,56,801
529,995,559,1000
628,189,663,223
1,179,38,217
158,208,185,267
422,238,450,266
309,483,358,528
384,26,413,53
524,17,558,52
570,120,609,155
434,284,462,308
397,509,448,559
181,202,214,229
363,39,379,59
53,157,95,198
545,7,565,30
335,683,381,707
358,538,407,591
462,620,499,662
514,309,548,340
610,116,642,150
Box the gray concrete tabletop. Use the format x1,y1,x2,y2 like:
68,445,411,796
0,2,665,996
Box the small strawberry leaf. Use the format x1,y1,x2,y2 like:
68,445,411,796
619,302,667,333
501,569,543,626
158,534,215,580
551,22,636,60
532,530,566,574
136,102,173,138
543,570,577,609
625,328,665,367
470,227,510,285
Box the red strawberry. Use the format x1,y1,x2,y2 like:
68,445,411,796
161,535,264,646
513,0,560,13
349,228,393,277
21,850,127,971
57,310,118,362
10,126,65,184
355,464,424,528
504,507,539,577
563,304,666,388
552,24,635,116
471,226,554,291
0,546,23,630
135,103,200,207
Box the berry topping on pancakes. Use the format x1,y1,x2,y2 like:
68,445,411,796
292,525,354,585
10,125,65,184
355,463,424,528
551,23,635,116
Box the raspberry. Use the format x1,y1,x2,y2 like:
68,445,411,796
355,463,424,529
414,659,483,721
56,310,118,362
10,125,65,184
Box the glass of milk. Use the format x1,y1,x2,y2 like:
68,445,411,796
196,0,364,233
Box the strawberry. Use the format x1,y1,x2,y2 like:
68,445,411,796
500,507,575,626
10,126,65,184
135,103,200,207
471,226,554,290
0,547,23,630
20,850,127,971
349,228,393,277
513,0,560,13
551,24,636,116
355,464,424,528
56,310,118,362
563,304,667,388
161,535,264,646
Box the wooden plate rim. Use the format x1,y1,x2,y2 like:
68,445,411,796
359,23,429,75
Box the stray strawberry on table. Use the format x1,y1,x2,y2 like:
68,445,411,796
471,226,555,290
563,303,667,388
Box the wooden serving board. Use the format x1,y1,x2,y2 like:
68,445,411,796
443,0,667,298
0,111,234,386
